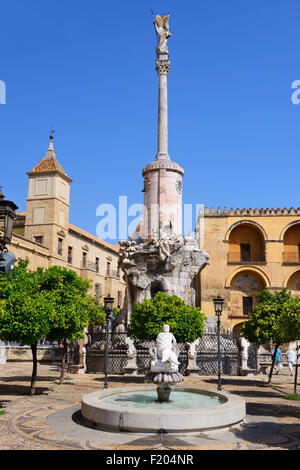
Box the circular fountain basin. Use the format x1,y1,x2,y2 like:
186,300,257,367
81,385,246,434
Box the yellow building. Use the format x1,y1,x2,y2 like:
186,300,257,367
7,135,126,308
200,207,300,333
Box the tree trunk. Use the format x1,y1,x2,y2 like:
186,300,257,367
30,342,38,395
59,339,67,384
294,342,299,396
268,343,279,385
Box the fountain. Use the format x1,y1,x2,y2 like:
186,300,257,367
81,325,246,433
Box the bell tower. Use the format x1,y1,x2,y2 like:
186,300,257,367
24,134,72,259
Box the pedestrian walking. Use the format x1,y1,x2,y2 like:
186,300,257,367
286,348,296,376
272,347,283,374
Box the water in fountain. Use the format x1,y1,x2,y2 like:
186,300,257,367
100,389,226,410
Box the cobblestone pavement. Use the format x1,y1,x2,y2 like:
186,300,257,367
0,362,300,450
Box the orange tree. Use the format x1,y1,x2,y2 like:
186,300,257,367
39,266,105,384
0,260,54,395
127,292,206,343
242,288,300,384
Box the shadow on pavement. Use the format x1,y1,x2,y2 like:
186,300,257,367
0,383,51,396
94,376,145,384
247,402,300,419
232,420,300,450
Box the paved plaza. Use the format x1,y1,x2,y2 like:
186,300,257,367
0,362,300,450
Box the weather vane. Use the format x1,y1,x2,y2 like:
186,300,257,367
49,124,55,138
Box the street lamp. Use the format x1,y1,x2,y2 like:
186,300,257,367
103,295,114,389
0,189,17,277
213,295,225,391
0,189,18,252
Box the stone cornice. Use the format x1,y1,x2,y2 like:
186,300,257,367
142,160,184,176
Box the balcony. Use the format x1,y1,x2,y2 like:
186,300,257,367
227,253,266,265
81,261,99,272
80,262,120,278
282,253,300,265
106,269,120,279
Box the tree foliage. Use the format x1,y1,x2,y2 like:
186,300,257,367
0,261,106,390
242,288,298,346
127,292,206,343
40,266,93,342
242,288,300,384
0,260,53,345
0,260,54,394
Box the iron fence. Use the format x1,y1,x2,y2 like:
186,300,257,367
84,328,258,376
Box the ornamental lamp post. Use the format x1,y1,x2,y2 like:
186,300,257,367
0,189,18,252
0,189,18,277
213,295,225,391
103,295,114,389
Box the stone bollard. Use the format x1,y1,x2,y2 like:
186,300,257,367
123,336,138,375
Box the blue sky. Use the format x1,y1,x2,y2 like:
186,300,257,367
1,0,300,243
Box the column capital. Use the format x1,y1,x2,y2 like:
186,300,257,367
156,59,171,76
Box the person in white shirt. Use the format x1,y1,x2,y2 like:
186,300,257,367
286,348,296,376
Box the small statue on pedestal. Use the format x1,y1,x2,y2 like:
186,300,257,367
145,324,184,402
151,324,180,372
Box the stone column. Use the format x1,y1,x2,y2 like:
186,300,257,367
156,55,171,161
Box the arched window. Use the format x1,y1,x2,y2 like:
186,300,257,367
286,270,300,291
228,223,265,263
283,224,300,264
229,270,266,319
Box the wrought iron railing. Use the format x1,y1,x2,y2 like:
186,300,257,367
227,253,266,263
84,328,257,376
106,269,120,278
81,261,99,271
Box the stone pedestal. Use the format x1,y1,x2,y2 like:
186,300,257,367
186,340,201,377
123,336,138,375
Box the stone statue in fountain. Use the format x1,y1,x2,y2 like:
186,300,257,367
145,324,184,402
151,324,180,372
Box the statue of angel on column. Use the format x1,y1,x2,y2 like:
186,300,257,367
154,14,172,55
